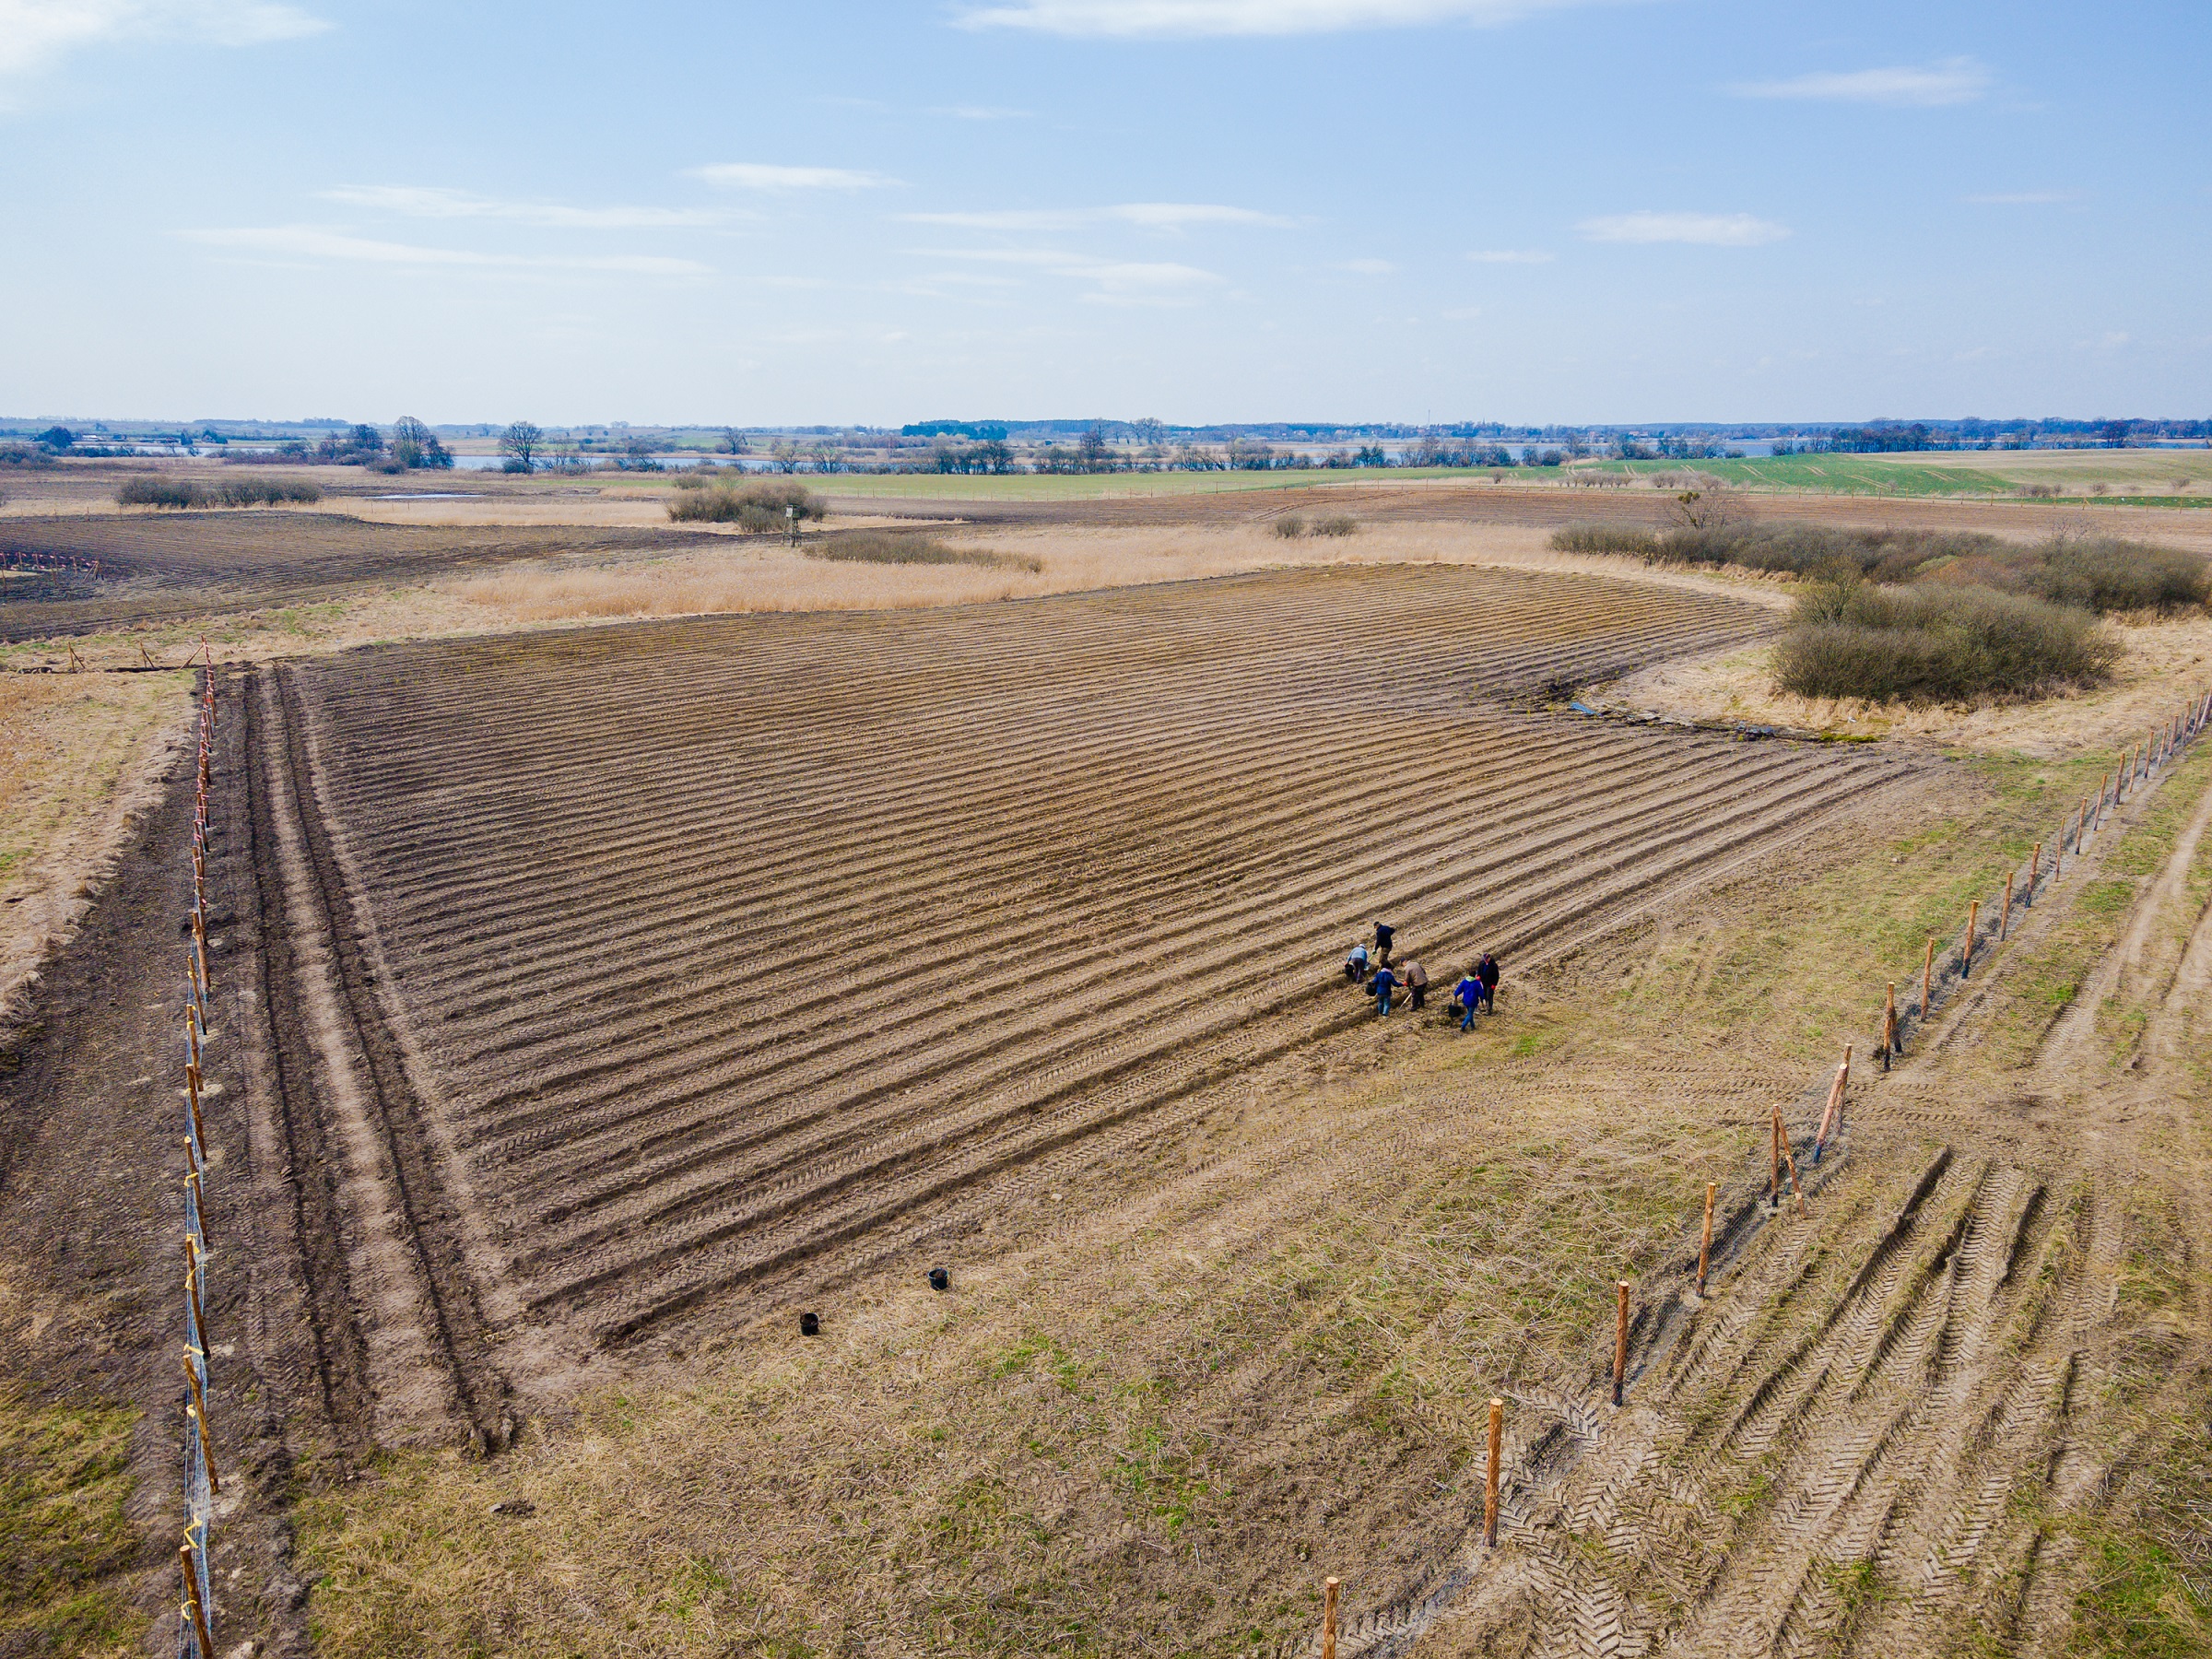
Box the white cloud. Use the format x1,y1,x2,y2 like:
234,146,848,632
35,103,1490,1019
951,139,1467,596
1962,189,2079,205
0,0,326,77
1577,210,1789,247
180,225,708,276
1465,248,1554,264
954,0,1594,37
688,162,898,191
911,244,1223,304
1729,56,1991,107
319,185,726,229
1337,257,1396,275
898,201,1292,231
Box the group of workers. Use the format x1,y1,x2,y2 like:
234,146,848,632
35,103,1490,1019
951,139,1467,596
1343,921,1500,1027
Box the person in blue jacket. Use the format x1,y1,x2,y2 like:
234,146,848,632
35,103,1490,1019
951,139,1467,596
1344,943,1370,983
1370,962,1399,1015
1454,971,1481,1030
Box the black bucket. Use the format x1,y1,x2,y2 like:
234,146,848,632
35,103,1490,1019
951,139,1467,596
927,1268,949,1291
798,1312,820,1336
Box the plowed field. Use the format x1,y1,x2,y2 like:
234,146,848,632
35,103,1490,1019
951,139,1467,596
246,563,1914,1396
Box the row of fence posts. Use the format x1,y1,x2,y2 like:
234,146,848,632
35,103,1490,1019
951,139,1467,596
0,550,99,574
180,650,219,1659
1304,691,2212,1654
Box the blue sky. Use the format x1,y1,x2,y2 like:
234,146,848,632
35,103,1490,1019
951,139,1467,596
3,0,2206,426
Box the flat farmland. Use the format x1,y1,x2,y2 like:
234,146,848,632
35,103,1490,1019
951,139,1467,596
243,561,1918,1421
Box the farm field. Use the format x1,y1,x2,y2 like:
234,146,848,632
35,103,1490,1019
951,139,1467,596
243,565,1912,1391
4,501,2211,1658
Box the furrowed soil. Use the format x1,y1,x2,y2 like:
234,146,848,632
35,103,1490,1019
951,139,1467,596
5,527,2209,1657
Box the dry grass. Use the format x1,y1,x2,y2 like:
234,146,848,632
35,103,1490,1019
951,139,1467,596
0,672,191,1028
441,522,1786,625
1604,610,2212,757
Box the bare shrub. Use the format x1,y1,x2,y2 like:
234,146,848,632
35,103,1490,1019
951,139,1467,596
215,477,322,507
116,477,206,509
807,531,1040,572
667,480,828,531
1549,524,1661,559
1775,582,2121,705
1273,513,1306,539
1311,514,1359,537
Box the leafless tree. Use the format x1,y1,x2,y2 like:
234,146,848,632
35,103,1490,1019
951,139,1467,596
500,420,543,472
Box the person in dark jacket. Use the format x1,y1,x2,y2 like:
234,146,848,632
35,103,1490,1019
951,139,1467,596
1477,952,1500,1013
1373,921,1395,968
1370,963,1399,1015
1400,959,1428,1009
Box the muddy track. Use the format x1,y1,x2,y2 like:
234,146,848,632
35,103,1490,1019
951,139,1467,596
240,564,1925,1354
255,665,512,1451
236,672,379,1456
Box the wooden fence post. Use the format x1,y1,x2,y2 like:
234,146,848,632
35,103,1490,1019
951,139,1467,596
1612,1281,1630,1406
181,1541,215,1659
1323,1577,1339,1659
2029,841,2041,904
182,1352,218,1494
1697,1182,1716,1296
1881,982,1897,1071
1769,1107,1782,1210
1485,1399,1503,1547
1962,900,1981,978
1815,1045,1850,1161
2000,870,2014,942
1922,936,1935,1018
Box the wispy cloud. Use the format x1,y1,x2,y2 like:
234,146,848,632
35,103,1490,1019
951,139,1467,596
319,184,726,229
180,225,708,276
1578,211,1789,247
925,103,1032,119
1729,56,1992,107
909,244,1224,305
0,0,327,78
1465,248,1554,264
953,0,1598,37
1337,257,1396,275
688,162,898,191
1962,189,2080,205
899,202,1293,231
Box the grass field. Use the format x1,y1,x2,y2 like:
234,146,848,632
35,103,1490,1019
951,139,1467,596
1585,448,2212,502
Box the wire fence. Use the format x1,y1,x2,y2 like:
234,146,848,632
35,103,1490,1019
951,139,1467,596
178,655,220,1659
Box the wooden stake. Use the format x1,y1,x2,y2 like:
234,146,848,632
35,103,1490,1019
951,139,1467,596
1815,1045,1851,1160
182,1351,218,1494
1697,1183,1716,1295
1782,1135,1806,1217
185,1067,206,1152
185,1246,206,1347
2030,841,2041,904
2000,870,2014,942
1923,936,1935,1019
1882,982,1898,1065
1963,900,1981,977
1612,1280,1630,1406
1769,1106,1783,1210
181,1541,215,1659
1323,1577,1339,1659
1485,1398,1503,1547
